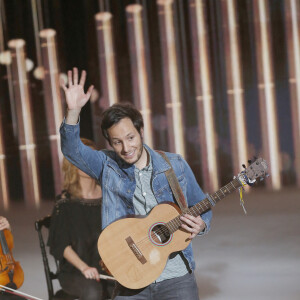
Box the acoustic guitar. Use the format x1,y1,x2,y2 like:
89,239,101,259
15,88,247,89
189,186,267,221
98,158,268,289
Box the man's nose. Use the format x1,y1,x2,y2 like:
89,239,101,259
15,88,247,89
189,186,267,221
122,142,129,153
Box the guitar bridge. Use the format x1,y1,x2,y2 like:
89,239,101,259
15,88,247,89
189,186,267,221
126,236,147,264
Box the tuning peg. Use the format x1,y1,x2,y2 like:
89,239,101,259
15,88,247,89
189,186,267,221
266,173,270,178
248,159,252,165
260,177,264,181
242,164,246,169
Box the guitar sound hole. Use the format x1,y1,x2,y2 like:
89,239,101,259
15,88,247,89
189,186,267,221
151,224,171,245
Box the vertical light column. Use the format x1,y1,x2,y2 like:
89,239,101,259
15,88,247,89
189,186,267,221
95,12,119,108
252,0,281,189
0,1,9,209
8,39,41,206
157,0,185,157
284,0,300,187
221,0,248,175
189,0,219,191
40,29,63,194
0,117,9,210
94,12,119,147
126,4,153,148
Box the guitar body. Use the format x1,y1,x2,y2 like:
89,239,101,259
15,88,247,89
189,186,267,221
98,202,191,289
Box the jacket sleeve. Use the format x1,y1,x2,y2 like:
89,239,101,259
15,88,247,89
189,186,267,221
60,119,106,180
181,156,212,235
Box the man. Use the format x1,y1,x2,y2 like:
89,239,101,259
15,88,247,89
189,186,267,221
60,68,212,300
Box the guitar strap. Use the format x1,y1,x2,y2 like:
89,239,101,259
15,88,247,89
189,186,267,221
156,150,188,211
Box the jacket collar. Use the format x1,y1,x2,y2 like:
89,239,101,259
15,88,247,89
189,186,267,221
143,144,171,175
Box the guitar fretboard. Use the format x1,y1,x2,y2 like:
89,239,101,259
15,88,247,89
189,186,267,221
166,177,242,234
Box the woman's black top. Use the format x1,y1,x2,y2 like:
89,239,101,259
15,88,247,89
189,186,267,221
47,191,102,274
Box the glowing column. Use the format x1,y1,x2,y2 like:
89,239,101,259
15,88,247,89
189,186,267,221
189,0,219,191
252,0,281,189
221,0,248,175
8,39,41,206
126,4,153,148
95,12,119,108
284,0,300,187
0,3,10,209
0,117,9,210
157,0,185,157
94,12,119,147
39,29,64,194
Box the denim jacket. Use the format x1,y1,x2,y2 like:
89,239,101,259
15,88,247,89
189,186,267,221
60,121,212,271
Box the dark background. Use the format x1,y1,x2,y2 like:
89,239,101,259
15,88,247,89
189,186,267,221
0,0,295,203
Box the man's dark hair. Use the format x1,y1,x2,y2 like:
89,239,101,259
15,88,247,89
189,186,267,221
101,103,144,141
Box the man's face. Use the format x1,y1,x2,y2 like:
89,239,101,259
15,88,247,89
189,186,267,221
107,117,144,166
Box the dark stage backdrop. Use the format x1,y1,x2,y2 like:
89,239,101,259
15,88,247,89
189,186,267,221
0,0,296,203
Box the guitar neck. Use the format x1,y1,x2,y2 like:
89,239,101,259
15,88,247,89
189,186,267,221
166,177,242,233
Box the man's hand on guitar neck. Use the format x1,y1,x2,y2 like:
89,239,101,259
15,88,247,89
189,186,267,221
180,214,206,240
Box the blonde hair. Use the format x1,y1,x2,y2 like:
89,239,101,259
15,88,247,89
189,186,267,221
62,138,96,198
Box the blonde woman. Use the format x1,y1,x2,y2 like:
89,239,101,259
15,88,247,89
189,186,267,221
48,138,111,300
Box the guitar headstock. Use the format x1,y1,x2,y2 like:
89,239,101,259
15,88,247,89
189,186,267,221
239,158,269,186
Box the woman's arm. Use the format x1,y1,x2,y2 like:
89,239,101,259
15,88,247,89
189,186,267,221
63,245,100,281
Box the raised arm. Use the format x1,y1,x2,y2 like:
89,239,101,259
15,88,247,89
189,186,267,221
60,67,94,125
60,67,105,180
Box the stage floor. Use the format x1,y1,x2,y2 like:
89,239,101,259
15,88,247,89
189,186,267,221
4,187,300,300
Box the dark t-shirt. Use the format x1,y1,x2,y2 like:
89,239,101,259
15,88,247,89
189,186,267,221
47,191,102,274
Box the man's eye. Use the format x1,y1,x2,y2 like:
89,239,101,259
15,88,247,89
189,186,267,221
128,136,134,140
113,141,121,145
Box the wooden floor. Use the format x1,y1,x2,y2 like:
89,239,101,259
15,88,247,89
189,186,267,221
4,187,300,300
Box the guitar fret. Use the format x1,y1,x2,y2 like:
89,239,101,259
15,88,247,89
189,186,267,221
172,219,179,231
191,207,198,217
168,221,173,233
220,188,226,196
230,181,236,190
195,204,202,215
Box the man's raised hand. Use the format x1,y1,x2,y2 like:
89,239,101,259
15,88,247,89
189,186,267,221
61,67,94,124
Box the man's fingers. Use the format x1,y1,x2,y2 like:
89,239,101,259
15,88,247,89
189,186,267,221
181,223,198,232
180,215,195,227
73,67,78,85
85,85,94,100
60,78,67,91
67,70,73,87
79,70,87,86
